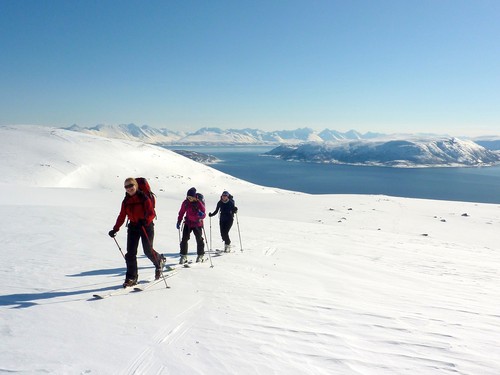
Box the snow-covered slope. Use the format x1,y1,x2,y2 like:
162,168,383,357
1,125,500,374
267,137,500,167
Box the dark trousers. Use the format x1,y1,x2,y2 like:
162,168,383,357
180,225,205,255
125,223,160,280
220,219,234,245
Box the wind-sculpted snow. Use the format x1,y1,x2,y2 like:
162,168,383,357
266,137,500,167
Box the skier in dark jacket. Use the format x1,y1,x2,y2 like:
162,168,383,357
108,177,165,287
209,191,238,252
177,187,206,264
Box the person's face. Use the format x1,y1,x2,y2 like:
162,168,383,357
221,195,229,202
125,183,137,195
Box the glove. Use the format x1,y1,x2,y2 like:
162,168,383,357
176,221,181,230
209,212,215,217
233,207,238,213
108,229,117,238
198,210,204,217
138,219,147,227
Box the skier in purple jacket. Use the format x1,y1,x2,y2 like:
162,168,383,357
176,187,206,264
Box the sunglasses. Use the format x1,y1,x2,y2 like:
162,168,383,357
187,196,196,201
124,184,135,189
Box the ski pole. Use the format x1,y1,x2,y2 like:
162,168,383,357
202,225,214,268
235,212,243,252
113,237,126,259
141,226,169,289
209,216,213,252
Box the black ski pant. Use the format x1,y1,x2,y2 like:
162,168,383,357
180,225,204,256
125,222,160,280
219,218,234,245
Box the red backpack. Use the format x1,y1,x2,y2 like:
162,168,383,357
136,177,156,218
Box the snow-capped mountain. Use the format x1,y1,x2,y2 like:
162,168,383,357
266,127,323,143
177,127,260,144
266,137,500,167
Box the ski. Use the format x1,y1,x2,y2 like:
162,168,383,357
163,255,209,270
183,258,209,267
165,262,191,271
133,270,179,291
208,249,224,257
93,269,177,299
93,283,141,299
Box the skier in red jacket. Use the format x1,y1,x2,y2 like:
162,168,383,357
109,177,165,287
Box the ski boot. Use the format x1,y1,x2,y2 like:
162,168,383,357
179,255,188,265
155,254,166,280
123,276,138,288
196,254,205,263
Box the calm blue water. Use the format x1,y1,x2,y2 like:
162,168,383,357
165,146,500,204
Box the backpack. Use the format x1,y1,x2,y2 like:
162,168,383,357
135,177,157,218
196,192,205,204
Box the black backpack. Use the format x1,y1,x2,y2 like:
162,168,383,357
196,192,205,204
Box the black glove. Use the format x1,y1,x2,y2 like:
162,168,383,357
176,221,181,230
233,207,238,213
108,229,117,238
209,212,215,217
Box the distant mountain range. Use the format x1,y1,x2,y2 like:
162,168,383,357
63,124,500,167
64,124,386,145
265,138,500,168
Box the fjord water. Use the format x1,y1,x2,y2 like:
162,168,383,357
166,146,500,204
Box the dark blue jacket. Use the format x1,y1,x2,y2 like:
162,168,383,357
210,199,237,222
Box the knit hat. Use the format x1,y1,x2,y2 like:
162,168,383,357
222,191,230,196
187,187,197,197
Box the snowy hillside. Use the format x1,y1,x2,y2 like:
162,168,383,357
267,137,500,167
1,125,500,374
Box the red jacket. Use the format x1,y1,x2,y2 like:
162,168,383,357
113,192,155,231
177,199,206,228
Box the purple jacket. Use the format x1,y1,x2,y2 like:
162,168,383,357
177,199,206,228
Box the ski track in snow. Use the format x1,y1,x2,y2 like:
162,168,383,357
121,300,203,375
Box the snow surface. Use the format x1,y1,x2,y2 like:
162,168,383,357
1,125,500,374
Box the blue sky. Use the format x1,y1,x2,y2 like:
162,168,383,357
1,0,499,136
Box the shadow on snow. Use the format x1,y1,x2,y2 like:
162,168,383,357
1,254,184,309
